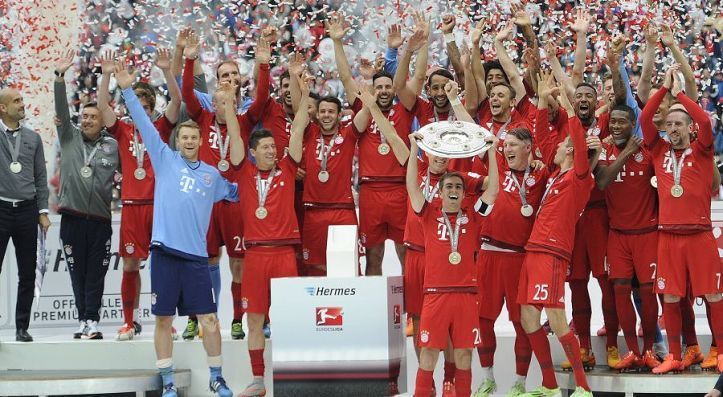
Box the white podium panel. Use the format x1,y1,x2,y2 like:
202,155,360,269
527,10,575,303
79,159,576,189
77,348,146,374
326,225,359,278
270,276,405,396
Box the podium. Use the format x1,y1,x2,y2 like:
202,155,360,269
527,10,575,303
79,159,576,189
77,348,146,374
270,275,406,396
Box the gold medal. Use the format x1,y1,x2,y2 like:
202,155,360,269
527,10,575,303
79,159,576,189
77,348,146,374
255,206,268,219
378,143,390,155
448,252,461,265
671,184,684,198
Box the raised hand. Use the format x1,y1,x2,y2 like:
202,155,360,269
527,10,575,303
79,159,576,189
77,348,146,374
606,34,626,65
98,49,117,75
570,8,591,34
623,135,642,154
441,14,456,34
55,49,76,75
357,83,377,108
408,132,423,149
261,26,278,43
216,81,236,105
644,22,658,45
536,70,558,98
256,36,271,64
183,30,200,59
671,68,683,97
288,52,306,77
472,19,486,45
387,24,403,49
411,11,430,38
325,13,349,41
358,58,375,80
114,59,137,90
444,80,459,99
155,48,172,70
406,27,427,52
660,24,675,47
662,63,680,90
511,3,532,27
586,135,602,153
495,20,515,43
175,27,191,49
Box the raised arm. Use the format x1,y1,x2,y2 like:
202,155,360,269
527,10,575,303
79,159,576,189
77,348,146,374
181,31,203,120
479,136,500,205
673,74,713,147
53,49,76,144
155,48,181,124
536,71,564,165
444,81,474,123
245,37,271,124
116,63,166,165
569,115,591,177
637,23,658,103
385,24,403,75
393,20,428,111
595,136,641,190
462,53,478,115
406,134,425,213
97,50,118,129
441,15,464,85
544,40,575,102
660,24,698,100
468,20,487,113
493,21,525,104
607,36,627,106
288,73,310,164
640,67,676,147
359,89,409,166
327,14,358,105
210,83,242,167
511,3,539,93
288,53,305,114
570,8,591,86
171,27,190,78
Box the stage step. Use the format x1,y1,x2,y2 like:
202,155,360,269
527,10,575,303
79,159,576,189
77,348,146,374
0,369,190,396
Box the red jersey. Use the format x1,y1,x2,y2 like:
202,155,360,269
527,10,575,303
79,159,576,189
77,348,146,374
526,116,594,260
598,142,658,233
641,88,714,233
110,117,173,203
417,202,482,290
352,98,415,182
182,59,268,177
258,98,293,160
403,159,483,251
235,156,301,246
301,122,359,208
477,96,536,139
481,150,550,251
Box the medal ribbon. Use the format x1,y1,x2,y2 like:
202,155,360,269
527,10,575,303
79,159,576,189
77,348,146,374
82,142,100,168
669,148,689,188
3,128,22,165
256,166,276,208
319,131,339,173
509,167,531,207
441,209,463,254
132,129,145,169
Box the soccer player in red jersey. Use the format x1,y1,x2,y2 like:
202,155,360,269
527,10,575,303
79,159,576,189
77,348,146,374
228,101,300,395
182,33,271,340
518,88,599,397
408,132,499,397
641,68,723,374
594,104,661,370
288,74,369,276
97,49,180,341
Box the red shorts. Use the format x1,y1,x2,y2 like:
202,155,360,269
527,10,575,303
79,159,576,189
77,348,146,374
418,293,480,349
206,200,244,258
241,246,298,314
656,231,723,297
607,230,658,283
302,207,358,266
358,183,407,247
569,206,609,280
517,252,569,309
478,249,525,322
119,204,153,259
403,249,425,316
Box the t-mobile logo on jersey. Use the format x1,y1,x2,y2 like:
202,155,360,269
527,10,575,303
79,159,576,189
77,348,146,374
179,175,196,193
502,173,518,193
316,307,343,327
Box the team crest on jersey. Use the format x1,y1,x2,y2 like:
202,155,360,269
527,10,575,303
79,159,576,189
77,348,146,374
124,243,135,255
457,216,469,225
335,135,344,144
101,142,112,153
657,277,666,291
589,127,601,137
634,152,644,163
525,176,536,187
202,173,212,186
420,330,430,343
303,249,310,261
64,245,72,255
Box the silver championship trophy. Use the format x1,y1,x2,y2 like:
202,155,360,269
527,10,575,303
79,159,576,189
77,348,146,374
416,120,494,158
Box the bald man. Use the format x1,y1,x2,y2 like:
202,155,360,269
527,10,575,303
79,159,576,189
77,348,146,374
0,88,50,342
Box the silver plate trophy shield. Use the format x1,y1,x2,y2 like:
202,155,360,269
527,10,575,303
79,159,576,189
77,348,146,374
416,121,494,159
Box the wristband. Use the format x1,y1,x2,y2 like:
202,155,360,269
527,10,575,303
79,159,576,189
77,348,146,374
444,33,455,44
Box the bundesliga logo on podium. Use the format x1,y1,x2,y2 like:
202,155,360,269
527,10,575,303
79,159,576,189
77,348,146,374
316,307,343,331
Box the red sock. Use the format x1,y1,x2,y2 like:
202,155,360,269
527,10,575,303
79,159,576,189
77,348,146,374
664,301,682,359
249,349,265,377
231,282,244,320
570,279,592,349
454,369,471,396
639,284,659,352
680,295,698,346
121,270,139,326
613,283,639,355
513,322,532,376
527,327,557,389
443,360,456,383
558,331,591,391
414,369,434,397
598,275,619,348
478,318,496,367
707,300,723,350
707,300,718,347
